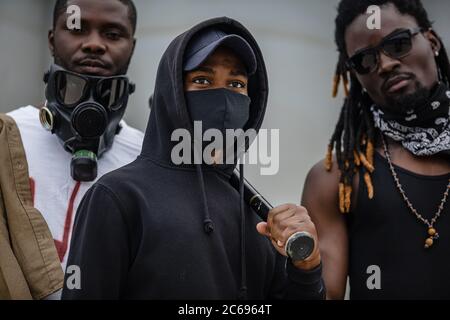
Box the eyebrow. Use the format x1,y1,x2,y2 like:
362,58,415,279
67,18,131,35
230,68,248,78
191,66,215,74
384,28,409,39
190,66,248,78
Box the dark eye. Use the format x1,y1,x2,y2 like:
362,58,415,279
193,77,211,85
385,37,411,56
105,31,121,40
229,81,246,89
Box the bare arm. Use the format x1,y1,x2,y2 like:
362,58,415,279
301,159,349,299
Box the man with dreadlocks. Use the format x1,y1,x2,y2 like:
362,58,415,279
302,0,450,299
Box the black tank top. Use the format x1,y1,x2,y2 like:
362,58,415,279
347,151,450,299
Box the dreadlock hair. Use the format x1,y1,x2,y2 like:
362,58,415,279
53,0,138,34
328,0,450,213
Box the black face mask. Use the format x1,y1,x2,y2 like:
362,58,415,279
185,88,251,164
186,88,250,133
40,64,135,181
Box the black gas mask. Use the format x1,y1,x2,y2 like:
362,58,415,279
40,64,135,181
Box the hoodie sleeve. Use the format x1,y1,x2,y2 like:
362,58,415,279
269,254,326,300
62,183,130,300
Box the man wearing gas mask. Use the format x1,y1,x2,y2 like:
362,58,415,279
63,18,324,300
7,0,143,275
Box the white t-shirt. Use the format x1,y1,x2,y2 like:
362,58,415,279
8,106,144,271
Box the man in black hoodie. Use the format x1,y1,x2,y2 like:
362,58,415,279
62,17,325,300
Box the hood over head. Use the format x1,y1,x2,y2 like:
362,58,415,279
141,17,268,170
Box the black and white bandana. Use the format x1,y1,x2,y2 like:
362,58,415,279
372,83,450,156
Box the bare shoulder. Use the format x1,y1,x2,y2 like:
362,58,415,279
302,158,341,211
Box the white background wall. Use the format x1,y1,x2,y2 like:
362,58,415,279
1,0,449,206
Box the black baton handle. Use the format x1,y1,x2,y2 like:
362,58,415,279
230,170,315,262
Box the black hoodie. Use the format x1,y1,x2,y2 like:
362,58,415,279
62,17,324,300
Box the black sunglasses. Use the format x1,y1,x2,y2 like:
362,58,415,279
346,27,423,75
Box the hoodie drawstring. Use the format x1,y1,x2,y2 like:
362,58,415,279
238,162,248,300
194,141,247,298
195,163,215,234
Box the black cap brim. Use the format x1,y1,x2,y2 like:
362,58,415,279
184,34,257,76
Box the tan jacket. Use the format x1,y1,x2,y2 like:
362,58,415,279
0,113,63,300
